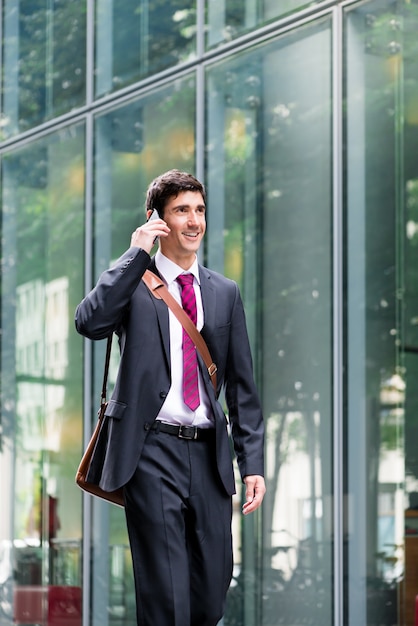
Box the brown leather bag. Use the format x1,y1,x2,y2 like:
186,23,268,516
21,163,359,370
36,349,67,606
75,336,125,506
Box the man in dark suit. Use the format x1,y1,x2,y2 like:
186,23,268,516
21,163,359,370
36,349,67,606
75,169,265,626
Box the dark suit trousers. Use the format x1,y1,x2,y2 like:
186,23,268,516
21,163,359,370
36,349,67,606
124,427,233,626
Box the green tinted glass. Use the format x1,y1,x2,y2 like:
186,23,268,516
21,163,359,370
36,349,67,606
95,0,196,97
0,124,85,622
346,2,418,624
206,0,323,47
206,18,333,624
2,1,86,138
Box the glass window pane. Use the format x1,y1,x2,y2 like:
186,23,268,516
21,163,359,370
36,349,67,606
0,125,85,623
346,2,418,625
91,76,195,625
206,0,323,48
95,0,196,98
2,0,86,138
206,18,333,625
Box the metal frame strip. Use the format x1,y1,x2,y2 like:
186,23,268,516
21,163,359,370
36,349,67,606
81,110,94,626
332,6,344,626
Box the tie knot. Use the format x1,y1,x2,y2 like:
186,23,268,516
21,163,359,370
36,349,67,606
177,273,194,289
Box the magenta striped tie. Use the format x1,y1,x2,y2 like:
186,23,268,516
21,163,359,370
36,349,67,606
176,274,200,411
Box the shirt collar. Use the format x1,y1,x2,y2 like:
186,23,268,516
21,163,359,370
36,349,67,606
155,249,200,286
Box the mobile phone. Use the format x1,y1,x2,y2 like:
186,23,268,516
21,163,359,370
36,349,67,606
148,208,160,243
148,208,159,222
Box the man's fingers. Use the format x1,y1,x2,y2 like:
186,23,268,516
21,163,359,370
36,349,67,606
242,475,266,515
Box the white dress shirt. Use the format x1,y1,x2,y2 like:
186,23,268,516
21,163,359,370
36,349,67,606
154,250,214,428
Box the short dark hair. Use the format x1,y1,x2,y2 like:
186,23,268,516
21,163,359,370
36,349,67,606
145,169,206,217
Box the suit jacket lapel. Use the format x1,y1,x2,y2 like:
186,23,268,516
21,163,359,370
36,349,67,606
198,266,224,417
199,265,216,334
147,258,170,367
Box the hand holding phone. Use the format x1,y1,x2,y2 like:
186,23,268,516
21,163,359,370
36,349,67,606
131,208,168,251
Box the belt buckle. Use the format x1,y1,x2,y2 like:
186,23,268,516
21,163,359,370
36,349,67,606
178,425,198,440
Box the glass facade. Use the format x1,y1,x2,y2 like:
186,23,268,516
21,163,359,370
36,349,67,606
2,0,86,138
95,0,196,97
0,2,417,626
345,3,418,626
206,0,323,47
206,19,333,624
0,126,85,623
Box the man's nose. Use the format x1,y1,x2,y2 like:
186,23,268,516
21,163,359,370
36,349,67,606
188,211,199,225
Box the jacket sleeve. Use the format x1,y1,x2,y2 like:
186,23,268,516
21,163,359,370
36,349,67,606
75,247,151,340
224,284,265,480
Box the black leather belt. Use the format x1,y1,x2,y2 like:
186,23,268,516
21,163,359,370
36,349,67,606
150,421,215,442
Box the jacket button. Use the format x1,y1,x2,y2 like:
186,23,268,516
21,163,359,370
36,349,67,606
159,391,167,399
144,422,150,431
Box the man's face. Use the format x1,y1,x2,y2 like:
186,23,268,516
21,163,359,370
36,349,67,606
159,190,206,268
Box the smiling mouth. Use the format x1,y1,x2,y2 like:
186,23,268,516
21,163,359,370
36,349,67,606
183,232,199,238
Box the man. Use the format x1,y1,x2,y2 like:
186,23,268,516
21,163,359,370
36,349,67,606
75,169,265,626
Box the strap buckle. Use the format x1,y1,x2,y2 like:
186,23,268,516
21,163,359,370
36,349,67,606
208,363,217,377
178,425,198,440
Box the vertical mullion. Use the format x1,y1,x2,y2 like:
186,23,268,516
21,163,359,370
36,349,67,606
196,64,204,182
81,111,94,626
196,0,205,59
332,6,344,626
196,0,205,264
86,0,95,106
0,0,2,113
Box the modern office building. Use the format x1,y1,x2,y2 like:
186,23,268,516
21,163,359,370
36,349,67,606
0,0,417,625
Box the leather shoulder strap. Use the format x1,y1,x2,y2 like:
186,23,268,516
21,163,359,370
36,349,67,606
142,269,217,391
100,335,112,407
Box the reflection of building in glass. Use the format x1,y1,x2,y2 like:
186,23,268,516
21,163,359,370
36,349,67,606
378,374,405,583
16,277,69,380
266,410,327,578
15,277,69,541
45,278,69,381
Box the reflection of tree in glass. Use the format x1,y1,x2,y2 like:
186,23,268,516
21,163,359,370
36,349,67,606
99,1,196,95
2,0,86,135
2,130,86,484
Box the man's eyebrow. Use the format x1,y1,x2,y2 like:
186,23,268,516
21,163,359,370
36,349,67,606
172,203,206,210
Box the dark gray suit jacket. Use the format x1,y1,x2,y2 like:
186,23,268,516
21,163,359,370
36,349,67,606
75,247,264,496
